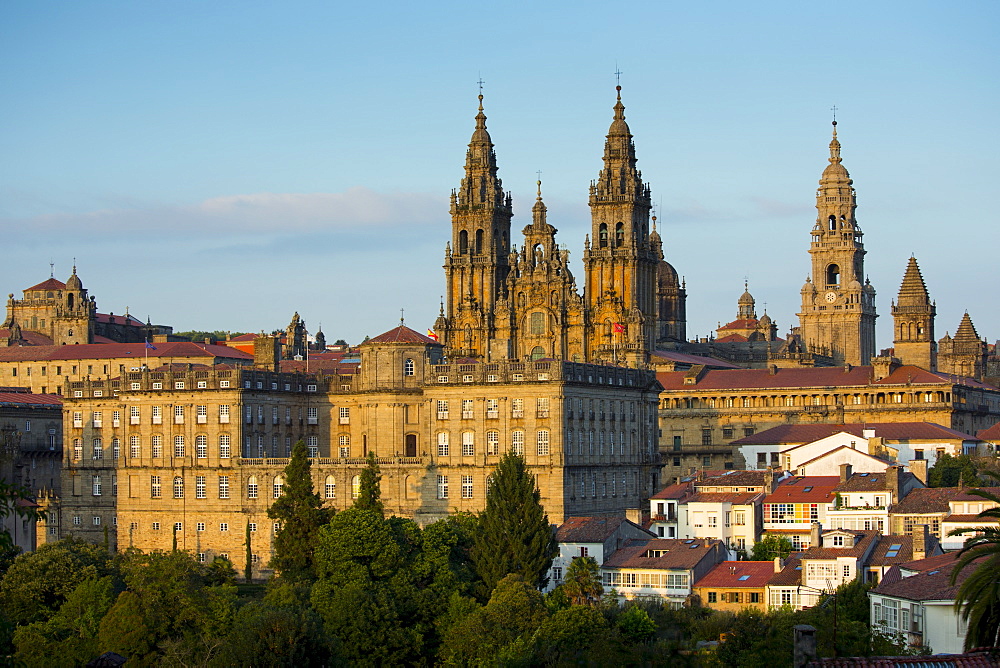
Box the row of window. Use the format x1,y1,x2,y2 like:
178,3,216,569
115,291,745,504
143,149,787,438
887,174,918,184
435,398,549,420
72,433,324,461
73,404,332,428
145,474,368,501
435,430,550,457
662,391,952,410
435,475,475,499
564,429,647,456
575,471,639,500
705,591,761,604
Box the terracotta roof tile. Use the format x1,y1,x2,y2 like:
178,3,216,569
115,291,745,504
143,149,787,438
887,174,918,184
0,329,55,346
978,421,1000,441
872,558,973,601
890,487,964,515
695,561,776,589
365,325,440,345
650,351,740,369
650,482,694,500
0,392,62,407
555,516,650,543
834,471,918,492
764,476,839,504
602,538,722,570
698,470,771,488
731,422,978,446
768,556,803,586
806,649,1000,667
866,535,930,567
686,491,762,504
25,278,66,291
799,530,878,560
898,551,959,573
0,341,252,363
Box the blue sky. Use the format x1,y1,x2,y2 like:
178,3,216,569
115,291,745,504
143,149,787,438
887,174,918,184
2,1,997,348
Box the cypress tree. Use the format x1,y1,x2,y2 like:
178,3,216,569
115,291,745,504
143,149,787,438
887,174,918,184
268,439,333,580
244,521,253,583
355,452,384,516
471,452,556,597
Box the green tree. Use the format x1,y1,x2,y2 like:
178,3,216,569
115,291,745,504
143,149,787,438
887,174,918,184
616,604,657,644
268,440,333,580
949,471,1000,649
750,534,793,561
470,453,557,596
928,452,979,487
354,452,384,515
562,556,603,606
0,537,115,626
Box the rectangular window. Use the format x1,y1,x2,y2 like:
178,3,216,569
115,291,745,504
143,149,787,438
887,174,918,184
512,431,524,456
308,407,319,425
92,438,103,460
219,404,230,423
437,432,449,457
130,435,140,459
220,523,229,532
536,397,549,418
437,475,449,499
196,405,207,423
174,405,184,424
72,411,82,428
536,430,550,456
339,406,350,424
708,592,717,603
219,475,230,499
219,434,231,459
150,476,161,498
461,399,473,419
307,436,318,458
152,406,162,424
174,435,185,457
92,475,102,496
486,398,499,418
462,432,474,457
461,475,473,499
701,428,712,446
197,522,205,531
487,431,499,456
92,411,102,427
511,398,524,418
196,476,206,499
436,400,449,420
130,406,140,424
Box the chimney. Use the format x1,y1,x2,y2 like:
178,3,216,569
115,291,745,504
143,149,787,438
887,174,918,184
769,364,778,375
764,468,775,493
810,522,822,548
887,465,903,503
793,625,817,668
253,334,281,372
909,458,928,485
911,524,929,561
774,556,784,573
625,507,641,526
840,463,853,483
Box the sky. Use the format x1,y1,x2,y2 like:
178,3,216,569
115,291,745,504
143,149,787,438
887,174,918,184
1,1,997,348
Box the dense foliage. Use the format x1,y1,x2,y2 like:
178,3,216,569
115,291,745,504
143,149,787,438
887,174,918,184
172,330,246,343
928,453,981,487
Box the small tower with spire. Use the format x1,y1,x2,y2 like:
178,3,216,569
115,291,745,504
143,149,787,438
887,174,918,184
892,256,937,370
797,119,877,366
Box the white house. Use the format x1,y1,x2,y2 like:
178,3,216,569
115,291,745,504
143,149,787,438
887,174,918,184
826,465,924,534
939,486,1000,550
600,537,726,606
545,516,653,591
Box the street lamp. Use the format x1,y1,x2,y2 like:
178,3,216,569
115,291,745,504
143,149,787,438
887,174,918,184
797,583,838,658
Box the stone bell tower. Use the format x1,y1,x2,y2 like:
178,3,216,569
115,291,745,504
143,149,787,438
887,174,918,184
439,92,513,359
891,256,936,370
581,86,658,365
797,121,877,365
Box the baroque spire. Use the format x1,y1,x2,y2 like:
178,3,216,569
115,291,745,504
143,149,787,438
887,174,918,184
896,256,931,308
590,85,649,204
453,92,507,212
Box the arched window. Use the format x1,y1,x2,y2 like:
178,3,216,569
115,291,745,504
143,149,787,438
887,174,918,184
351,475,361,499
458,229,468,254
599,223,609,248
247,476,258,499
615,222,624,246
67,294,74,309
273,475,284,498
828,214,837,230
475,228,484,254
404,358,415,376
826,264,840,285
325,475,336,499
530,346,545,361
173,476,184,498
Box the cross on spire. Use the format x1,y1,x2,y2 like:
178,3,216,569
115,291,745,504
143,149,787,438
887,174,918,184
477,75,485,95
49,261,54,278
614,65,622,86
831,104,838,124
399,308,405,325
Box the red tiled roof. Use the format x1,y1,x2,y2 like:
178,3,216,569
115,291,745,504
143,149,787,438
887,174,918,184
795,445,889,470
714,333,748,343
718,318,760,331
94,312,144,326
978,422,1000,442
806,649,1000,667
764,476,839,504
768,556,803,586
944,514,996,523
365,325,440,345
951,487,1000,502
228,333,258,342
731,422,979,446
651,482,694,500
686,491,761,505
25,278,66,291
656,364,995,392
698,469,771,488
834,471,918,492
898,551,959,573
866,535,930,567
872,558,973,601
602,538,721,570
0,329,55,346
0,341,253,362
799,530,878,560
0,392,62,407
695,561,776,589
890,487,963,515
555,516,650,543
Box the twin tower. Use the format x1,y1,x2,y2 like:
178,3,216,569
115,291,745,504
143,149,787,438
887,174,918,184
434,87,686,365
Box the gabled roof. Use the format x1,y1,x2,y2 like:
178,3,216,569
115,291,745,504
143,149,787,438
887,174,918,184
834,471,917,493
25,278,66,291
555,516,651,543
94,312,144,326
0,329,55,346
650,350,740,369
897,551,959,574
978,421,1000,442
650,482,693,500
795,445,890,470
365,325,440,345
890,487,964,515
686,491,761,505
695,561,775,589
764,477,839,504
866,535,935,567
800,530,878,560
731,422,979,446
0,392,62,407
698,470,771,488
0,341,253,362
602,538,720,570
768,556,803,586
873,558,972,601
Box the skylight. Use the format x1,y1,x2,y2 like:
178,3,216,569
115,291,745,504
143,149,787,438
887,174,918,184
885,550,899,558
803,487,813,492
859,473,869,477
738,575,751,581
889,544,902,551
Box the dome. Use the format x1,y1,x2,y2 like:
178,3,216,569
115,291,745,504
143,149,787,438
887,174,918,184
66,270,82,290
801,278,816,294
759,313,772,327
849,279,863,291
738,289,754,306
657,260,679,288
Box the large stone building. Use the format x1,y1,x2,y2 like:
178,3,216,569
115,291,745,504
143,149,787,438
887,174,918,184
56,325,663,575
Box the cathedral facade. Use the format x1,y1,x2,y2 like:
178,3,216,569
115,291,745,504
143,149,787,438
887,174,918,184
435,88,685,367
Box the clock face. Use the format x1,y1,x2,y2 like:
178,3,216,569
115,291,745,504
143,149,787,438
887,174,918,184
824,291,837,303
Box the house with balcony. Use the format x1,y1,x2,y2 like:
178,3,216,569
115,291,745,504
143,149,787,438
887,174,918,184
600,537,726,607
826,464,923,533
545,515,653,590
772,524,879,609
940,486,1000,550
869,554,972,654
761,476,839,549
648,481,694,538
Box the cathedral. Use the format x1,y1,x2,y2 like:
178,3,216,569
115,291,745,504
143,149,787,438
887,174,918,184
434,87,686,366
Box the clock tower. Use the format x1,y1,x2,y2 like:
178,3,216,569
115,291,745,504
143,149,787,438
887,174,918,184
797,121,877,365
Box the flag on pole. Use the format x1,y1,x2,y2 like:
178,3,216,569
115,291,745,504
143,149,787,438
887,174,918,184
612,323,625,334
145,339,157,350
426,329,439,341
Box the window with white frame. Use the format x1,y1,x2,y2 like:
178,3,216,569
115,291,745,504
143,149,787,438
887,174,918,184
436,400,449,420
462,399,473,419
437,475,449,499
219,475,230,499
197,405,207,423
486,398,499,418
129,435,140,459
307,436,318,458
92,438,103,460
461,475,473,499
196,434,207,458
536,430,550,456
404,358,414,376
462,432,474,456
247,476,258,499
174,435,185,457
174,405,184,424
339,407,350,424
92,475,101,496
73,411,83,428
92,411,102,427
151,475,162,498
130,405,140,424
219,404,230,423
220,522,229,532
511,398,524,418
486,431,499,456
437,432,450,457
112,438,120,460
196,475,206,499
219,433,231,458
151,435,162,458
173,476,184,498
308,407,319,425
325,475,336,499
351,475,361,499
512,430,524,456
536,397,549,418
273,475,284,498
